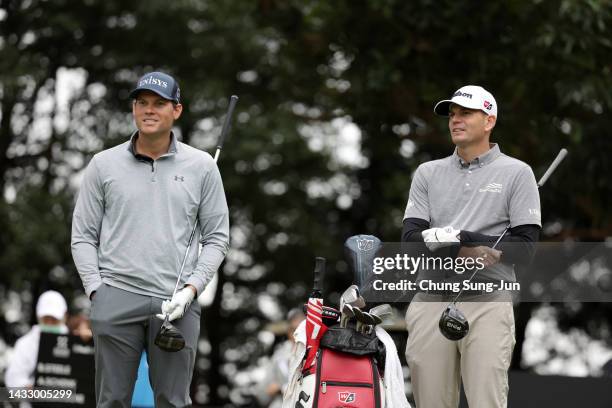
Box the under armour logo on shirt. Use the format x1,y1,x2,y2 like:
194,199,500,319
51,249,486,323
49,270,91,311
174,176,184,182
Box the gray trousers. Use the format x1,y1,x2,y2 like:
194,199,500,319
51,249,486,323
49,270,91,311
90,283,200,408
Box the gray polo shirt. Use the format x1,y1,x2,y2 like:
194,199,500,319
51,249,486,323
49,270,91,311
404,143,541,282
71,132,230,299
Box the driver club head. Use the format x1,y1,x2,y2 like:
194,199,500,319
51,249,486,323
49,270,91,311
439,303,469,341
369,304,393,323
154,317,186,352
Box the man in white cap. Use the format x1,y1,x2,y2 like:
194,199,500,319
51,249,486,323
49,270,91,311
401,85,541,407
4,290,69,390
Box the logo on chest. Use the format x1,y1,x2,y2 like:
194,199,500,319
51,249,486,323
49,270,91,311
174,175,185,182
479,182,502,193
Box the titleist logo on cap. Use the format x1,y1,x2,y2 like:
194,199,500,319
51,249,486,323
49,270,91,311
139,76,168,88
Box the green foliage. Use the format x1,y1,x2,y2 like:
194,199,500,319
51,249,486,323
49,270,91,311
1,0,611,403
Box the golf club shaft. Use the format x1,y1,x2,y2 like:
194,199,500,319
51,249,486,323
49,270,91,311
491,148,568,249
451,148,568,304
213,95,239,162
537,148,568,188
170,95,239,299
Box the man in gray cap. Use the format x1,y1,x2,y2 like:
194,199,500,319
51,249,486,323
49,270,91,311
402,85,541,408
72,71,230,407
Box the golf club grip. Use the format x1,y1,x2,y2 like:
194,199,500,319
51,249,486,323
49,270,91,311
537,148,568,188
216,95,239,151
312,257,325,294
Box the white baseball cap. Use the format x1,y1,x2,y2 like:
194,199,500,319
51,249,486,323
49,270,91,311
434,85,498,117
36,290,67,320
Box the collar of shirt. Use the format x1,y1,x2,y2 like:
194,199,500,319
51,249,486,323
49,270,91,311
126,131,179,161
452,143,501,169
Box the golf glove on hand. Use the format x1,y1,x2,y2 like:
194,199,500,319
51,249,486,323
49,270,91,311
156,287,195,322
422,226,460,251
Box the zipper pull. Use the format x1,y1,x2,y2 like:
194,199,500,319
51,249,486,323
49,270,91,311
321,382,326,394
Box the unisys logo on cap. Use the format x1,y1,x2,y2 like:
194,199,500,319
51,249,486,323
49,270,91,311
129,71,180,103
139,75,169,89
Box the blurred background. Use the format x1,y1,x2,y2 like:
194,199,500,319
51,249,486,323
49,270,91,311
0,0,611,406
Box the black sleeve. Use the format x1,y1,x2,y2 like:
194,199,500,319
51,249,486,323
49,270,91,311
459,224,540,265
401,217,429,242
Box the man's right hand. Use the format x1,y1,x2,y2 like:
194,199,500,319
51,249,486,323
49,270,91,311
458,245,502,267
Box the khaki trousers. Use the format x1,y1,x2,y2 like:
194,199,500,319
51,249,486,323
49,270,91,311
405,292,515,408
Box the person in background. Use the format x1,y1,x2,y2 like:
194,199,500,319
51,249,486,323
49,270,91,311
257,308,306,408
67,313,93,343
4,290,69,388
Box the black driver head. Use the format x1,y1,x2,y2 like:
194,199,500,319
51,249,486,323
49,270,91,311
439,304,469,341
155,318,186,352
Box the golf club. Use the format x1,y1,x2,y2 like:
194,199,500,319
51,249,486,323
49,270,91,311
155,95,239,352
439,148,568,341
369,304,393,323
352,306,377,334
367,304,393,334
344,235,382,291
339,284,365,327
341,303,355,329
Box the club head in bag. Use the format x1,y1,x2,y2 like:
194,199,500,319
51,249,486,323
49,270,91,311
339,284,359,310
344,235,382,292
154,316,186,352
369,304,393,322
341,303,355,328
439,303,469,341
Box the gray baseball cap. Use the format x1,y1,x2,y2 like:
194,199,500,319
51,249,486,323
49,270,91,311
129,71,181,103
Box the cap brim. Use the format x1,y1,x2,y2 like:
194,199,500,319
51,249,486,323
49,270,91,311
129,86,177,103
433,100,453,116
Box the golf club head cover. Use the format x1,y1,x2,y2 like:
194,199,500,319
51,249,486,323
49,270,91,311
154,319,186,352
344,234,382,292
439,303,469,341
156,286,195,322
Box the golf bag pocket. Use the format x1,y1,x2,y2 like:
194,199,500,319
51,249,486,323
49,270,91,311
320,324,386,373
296,348,383,408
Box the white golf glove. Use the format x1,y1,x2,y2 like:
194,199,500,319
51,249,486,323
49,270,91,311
422,226,460,252
156,286,196,322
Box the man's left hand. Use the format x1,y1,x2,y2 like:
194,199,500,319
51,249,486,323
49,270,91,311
422,226,460,251
156,286,196,322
